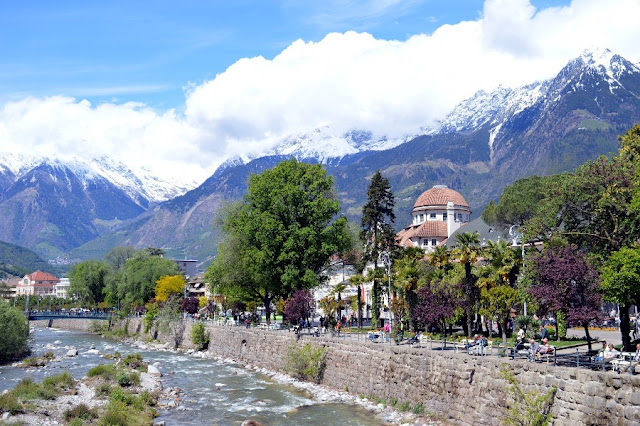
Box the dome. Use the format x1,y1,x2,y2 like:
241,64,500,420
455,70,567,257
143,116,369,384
413,185,469,209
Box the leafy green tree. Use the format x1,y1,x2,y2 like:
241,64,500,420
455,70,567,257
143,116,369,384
601,247,640,351
104,251,180,308
68,260,110,305
482,175,569,229
480,285,520,348
361,170,396,328
0,302,30,363
207,159,349,324
104,246,137,271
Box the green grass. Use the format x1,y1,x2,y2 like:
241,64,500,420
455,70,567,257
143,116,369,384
87,364,117,380
98,387,157,426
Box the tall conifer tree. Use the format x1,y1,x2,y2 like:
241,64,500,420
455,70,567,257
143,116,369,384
361,170,396,328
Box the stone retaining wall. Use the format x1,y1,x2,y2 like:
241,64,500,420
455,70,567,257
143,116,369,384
40,318,640,425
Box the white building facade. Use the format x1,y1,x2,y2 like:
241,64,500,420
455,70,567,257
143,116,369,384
397,185,471,251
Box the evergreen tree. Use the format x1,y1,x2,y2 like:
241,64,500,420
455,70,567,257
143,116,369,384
360,170,396,328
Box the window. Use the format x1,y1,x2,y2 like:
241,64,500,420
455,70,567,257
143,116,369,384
420,214,424,222
443,213,448,221
457,213,463,222
431,239,437,246
429,213,436,219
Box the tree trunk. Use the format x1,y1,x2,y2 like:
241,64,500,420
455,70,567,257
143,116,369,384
264,297,272,325
357,286,363,329
583,323,592,352
620,305,632,351
501,318,509,349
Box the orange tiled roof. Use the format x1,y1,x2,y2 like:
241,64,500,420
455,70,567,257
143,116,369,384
27,270,59,282
397,221,448,246
413,186,469,209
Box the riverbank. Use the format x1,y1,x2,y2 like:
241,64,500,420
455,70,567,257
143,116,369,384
1,349,163,425
32,318,640,425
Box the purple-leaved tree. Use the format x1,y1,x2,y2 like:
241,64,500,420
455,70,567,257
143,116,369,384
285,290,316,324
529,245,603,350
413,280,463,336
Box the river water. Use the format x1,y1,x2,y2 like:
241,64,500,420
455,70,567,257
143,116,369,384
0,327,382,425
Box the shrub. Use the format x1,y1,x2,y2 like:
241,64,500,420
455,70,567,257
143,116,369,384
12,378,56,400
42,371,74,391
122,353,145,370
87,364,117,380
88,320,107,333
191,322,210,351
285,343,327,383
22,356,45,367
64,404,98,422
398,402,411,412
96,383,112,397
0,303,30,363
117,372,132,387
99,402,129,426
0,392,24,414
412,403,425,414
500,365,556,426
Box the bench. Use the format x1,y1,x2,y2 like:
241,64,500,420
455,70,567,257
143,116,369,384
611,352,638,373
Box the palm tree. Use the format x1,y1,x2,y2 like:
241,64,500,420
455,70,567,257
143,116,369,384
393,247,426,331
452,231,481,337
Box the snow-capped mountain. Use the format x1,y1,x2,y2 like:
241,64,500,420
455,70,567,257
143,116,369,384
435,48,640,137
269,127,415,162
0,153,192,205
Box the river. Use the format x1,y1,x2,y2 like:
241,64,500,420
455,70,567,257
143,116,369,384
0,327,383,425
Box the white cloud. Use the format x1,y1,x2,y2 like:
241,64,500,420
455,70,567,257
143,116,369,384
2,0,640,185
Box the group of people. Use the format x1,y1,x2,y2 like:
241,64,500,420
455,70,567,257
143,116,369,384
511,327,555,361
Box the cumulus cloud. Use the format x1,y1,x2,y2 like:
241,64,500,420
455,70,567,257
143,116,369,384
2,0,640,185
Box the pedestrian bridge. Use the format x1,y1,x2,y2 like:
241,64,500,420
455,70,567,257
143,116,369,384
28,312,112,321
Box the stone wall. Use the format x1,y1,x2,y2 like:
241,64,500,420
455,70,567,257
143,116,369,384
41,318,640,425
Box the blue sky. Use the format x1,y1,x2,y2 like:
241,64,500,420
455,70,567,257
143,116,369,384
1,0,639,185
1,0,571,108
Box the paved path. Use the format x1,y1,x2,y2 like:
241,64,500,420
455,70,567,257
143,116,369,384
567,327,622,346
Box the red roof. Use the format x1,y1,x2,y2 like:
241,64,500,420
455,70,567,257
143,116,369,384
397,221,448,246
27,270,59,282
413,185,469,209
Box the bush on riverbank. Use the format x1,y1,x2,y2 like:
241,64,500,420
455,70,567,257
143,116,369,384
286,343,327,384
191,322,210,350
0,302,30,363
64,403,98,424
0,372,75,415
99,387,157,426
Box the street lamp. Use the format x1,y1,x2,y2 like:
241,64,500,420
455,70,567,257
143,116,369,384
378,251,393,329
509,225,527,316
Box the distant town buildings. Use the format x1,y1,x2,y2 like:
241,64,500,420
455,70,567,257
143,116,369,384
16,270,60,296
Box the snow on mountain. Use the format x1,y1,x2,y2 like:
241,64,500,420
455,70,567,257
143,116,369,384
0,153,193,204
268,126,418,162
433,82,545,134
433,48,640,137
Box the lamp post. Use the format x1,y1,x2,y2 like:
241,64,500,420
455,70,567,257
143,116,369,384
378,251,392,329
509,225,527,316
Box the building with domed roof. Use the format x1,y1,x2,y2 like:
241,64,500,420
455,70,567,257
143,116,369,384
397,185,471,251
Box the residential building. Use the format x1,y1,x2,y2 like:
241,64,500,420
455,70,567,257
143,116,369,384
172,259,198,279
396,185,471,251
55,277,71,299
16,270,60,296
